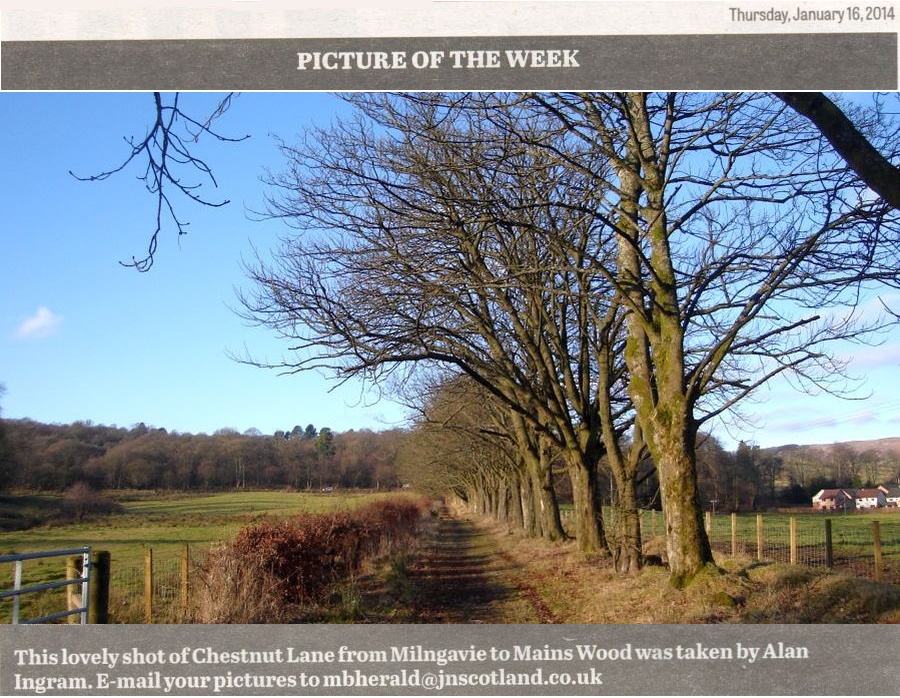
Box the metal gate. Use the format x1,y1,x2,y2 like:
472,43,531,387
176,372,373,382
0,547,91,624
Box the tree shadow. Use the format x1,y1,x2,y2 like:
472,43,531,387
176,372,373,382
404,510,517,623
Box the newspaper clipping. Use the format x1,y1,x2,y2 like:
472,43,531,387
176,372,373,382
0,1,898,696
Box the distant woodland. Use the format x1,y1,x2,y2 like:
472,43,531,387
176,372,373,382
0,415,897,512
0,419,404,493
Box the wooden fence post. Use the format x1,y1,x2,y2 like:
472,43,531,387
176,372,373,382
144,547,153,624
180,543,190,617
704,511,711,534
789,517,798,565
756,514,764,561
66,556,81,624
824,519,833,569
731,513,738,557
89,551,110,624
872,521,883,582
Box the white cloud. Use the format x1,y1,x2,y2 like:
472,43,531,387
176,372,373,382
15,306,62,339
845,342,900,370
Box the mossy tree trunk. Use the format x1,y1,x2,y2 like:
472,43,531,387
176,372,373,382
567,452,606,553
613,92,715,584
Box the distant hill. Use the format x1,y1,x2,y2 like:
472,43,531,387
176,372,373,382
760,436,900,490
764,437,900,460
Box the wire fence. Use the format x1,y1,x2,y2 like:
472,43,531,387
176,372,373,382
561,508,900,583
106,543,219,623
702,511,899,582
0,543,220,624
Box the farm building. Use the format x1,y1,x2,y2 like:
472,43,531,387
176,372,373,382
855,489,888,509
884,488,900,507
812,489,855,511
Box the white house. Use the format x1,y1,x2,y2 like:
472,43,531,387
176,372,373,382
882,487,900,508
855,488,887,509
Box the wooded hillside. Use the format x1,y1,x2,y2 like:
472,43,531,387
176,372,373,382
0,418,404,492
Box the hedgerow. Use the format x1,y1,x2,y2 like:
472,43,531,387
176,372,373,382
192,496,427,622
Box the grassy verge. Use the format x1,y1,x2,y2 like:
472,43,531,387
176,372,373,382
476,518,900,624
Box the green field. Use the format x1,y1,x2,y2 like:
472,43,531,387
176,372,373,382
561,506,900,579
703,509,900,545
0,489,408,623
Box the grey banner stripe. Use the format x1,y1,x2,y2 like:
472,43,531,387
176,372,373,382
2,624,899,695
1,33,896,90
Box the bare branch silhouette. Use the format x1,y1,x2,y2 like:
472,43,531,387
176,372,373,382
71,92,247,271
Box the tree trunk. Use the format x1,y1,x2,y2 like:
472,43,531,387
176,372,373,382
567,458,606,553
532,460,565,542
520,478,539,536
485,485,497,520
497,478,510,523
654,430,716,586
613,475,643,575
508,472,525,530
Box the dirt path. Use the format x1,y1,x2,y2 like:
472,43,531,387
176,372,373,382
358,506,553,623
348,507,559,623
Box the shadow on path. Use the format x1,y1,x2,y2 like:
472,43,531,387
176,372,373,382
405,507,521,623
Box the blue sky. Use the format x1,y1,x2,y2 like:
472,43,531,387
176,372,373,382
0,93,409,437
1,92,898,448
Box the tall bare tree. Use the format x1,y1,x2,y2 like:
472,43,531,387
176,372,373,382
240,94,643,554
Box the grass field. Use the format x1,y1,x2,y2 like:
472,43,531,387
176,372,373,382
703,509,900,579
0,489,407,623
704,509,900,545
560,506,900,580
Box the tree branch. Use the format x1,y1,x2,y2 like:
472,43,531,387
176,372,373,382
775,92,900,209
71,92,248,271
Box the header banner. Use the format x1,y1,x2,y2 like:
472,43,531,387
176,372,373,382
1,1,898,89
2,33,896,90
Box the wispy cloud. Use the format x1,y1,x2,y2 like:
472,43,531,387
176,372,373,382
759,398,900,435
844,342,900,370
15,306,62,339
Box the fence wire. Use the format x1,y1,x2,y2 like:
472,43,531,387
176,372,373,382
559,508,900,584
701,513,897,582
106,543,217,623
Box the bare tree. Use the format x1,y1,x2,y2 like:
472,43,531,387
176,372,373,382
519,91,900,584
239,94,642,554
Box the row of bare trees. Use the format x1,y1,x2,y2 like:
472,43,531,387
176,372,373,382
238,92,900,585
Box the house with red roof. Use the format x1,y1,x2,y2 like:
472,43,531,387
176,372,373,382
855,488,887,509
811,489,855,511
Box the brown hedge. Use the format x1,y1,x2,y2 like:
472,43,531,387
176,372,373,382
227,496,425,604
